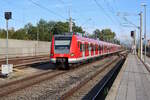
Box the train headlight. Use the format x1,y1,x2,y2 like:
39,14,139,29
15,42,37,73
71,53,75,57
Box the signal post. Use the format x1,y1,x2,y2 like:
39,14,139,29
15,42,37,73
1,12,13,78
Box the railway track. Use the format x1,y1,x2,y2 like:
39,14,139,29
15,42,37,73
0,55,116,98
0,52,127,99
60,55,125,100
0,55,50,69
0,70,66,97
0,55,49,62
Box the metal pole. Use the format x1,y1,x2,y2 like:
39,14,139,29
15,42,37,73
6,20,8,65
140,12,143,59
138,27,140,57
36,26,39,56
69,17,72,32
143,4,147,63
69,8,72,32
37,26,39,44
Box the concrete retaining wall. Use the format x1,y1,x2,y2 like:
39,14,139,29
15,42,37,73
0,39,51,58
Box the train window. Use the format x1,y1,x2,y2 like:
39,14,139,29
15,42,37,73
90,44,92,51
82,44,84,51
82,44,85,51
54,36,72,54
80,43,82,51
99,45,101,51
88,44,90,51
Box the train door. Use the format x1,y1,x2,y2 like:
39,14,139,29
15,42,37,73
93,44,94,56
99,45,101,55
82,42,85,59
78,41,82,57
94,44,96,55
102,45,104,54
96,45,98,55
89,43,91,57
91,44,93,56
85,42,88,57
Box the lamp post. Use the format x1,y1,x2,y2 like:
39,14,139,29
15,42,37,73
141,3,147,63
139,12,143,59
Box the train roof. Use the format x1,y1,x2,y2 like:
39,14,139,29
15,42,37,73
76,35,120,47
54,34,120,47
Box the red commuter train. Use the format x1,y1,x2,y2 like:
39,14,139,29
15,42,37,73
50,33,121,69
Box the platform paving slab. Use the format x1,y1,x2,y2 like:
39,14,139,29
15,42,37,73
106,54,150,100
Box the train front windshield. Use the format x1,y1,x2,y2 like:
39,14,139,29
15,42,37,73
54,36,72,54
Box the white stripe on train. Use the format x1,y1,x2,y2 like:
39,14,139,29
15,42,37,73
50,50,120,63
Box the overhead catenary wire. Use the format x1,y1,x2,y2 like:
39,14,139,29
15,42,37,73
123,16,139,28
104,0,115,14
94,0,116,24
95,0,129,43
57,0,99,34
112,0,119,12
103,0,122,26
57,0,86,31
28,0,66,19
58,0,65,4
117,12,140,29
103,0,133,38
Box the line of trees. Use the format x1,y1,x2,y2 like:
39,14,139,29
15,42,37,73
0,19,120,44
89,29,120,44
0,19,84,41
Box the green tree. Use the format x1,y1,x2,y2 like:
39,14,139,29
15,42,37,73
92,28,120,44
0,29,7,38
11,28,29,40
24,23,37,40
0,19,84,41
93,29,101,38
101,29,115,41
72,22,84,33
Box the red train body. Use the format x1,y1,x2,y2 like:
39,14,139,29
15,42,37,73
50,33,121,68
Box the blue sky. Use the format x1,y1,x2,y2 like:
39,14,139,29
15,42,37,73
0,0,150,43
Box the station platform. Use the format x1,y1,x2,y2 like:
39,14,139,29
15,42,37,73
106,54,150,100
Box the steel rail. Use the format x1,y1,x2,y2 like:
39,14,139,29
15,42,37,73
0,70,66,97
60,57,120,100
0,55,115,97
